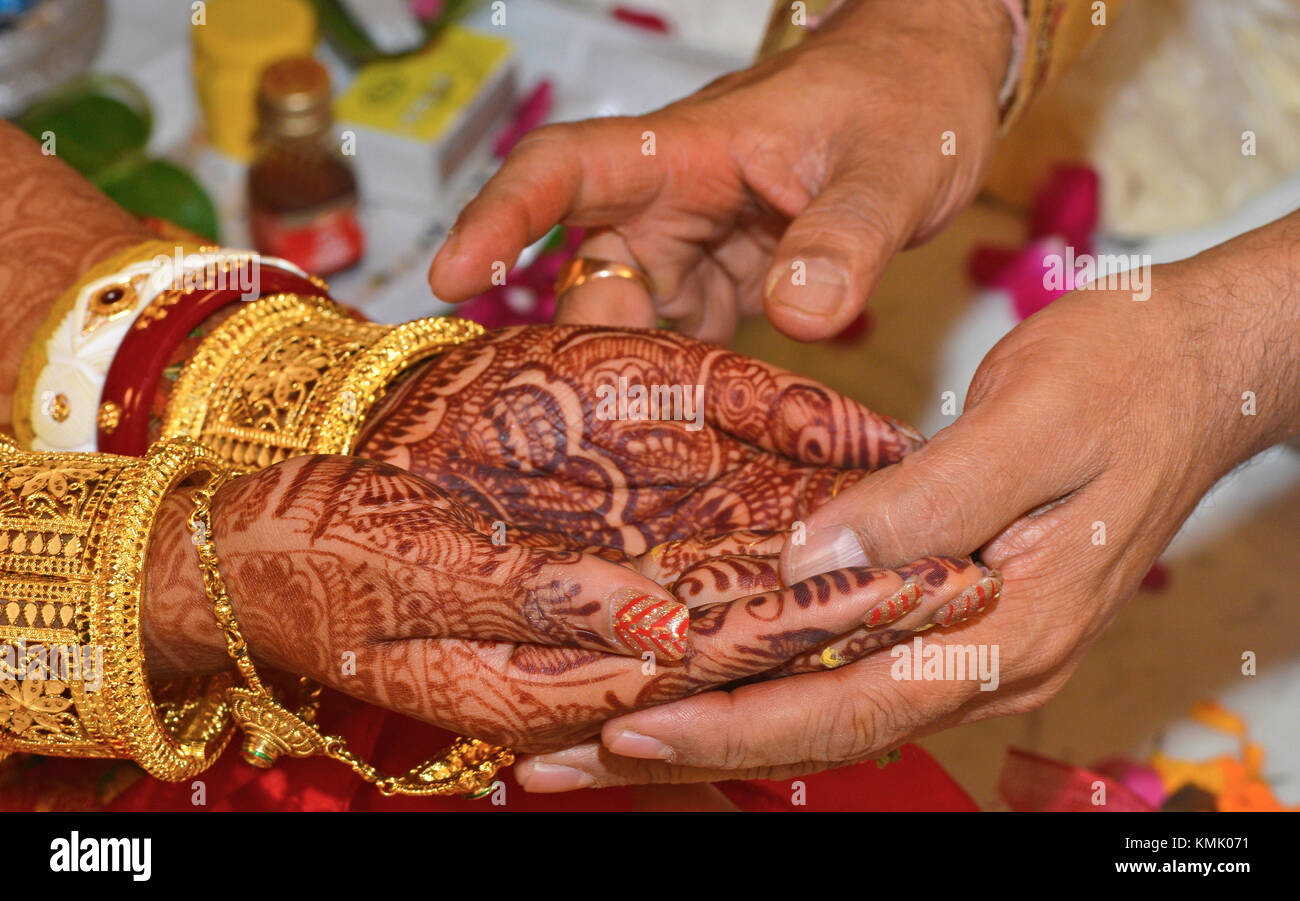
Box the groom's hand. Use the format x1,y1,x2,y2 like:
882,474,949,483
427,0,1011,343
512,253,1300,786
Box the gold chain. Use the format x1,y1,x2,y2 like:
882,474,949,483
186,482,513,798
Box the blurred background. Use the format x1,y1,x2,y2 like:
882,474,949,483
3,0,1296,810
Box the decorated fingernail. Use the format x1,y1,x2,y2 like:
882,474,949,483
607,730,674,760
612,592,689,660
821,646,851,669
863,577,922,628
930,570,1002,627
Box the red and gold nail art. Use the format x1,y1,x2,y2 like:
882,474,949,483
930,570,1002,627
862,577,923,629
612,593,689,660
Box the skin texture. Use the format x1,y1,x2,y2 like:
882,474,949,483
143,324,940,677
143,325,1001,750
516,227,1300,789
427,0,1012,343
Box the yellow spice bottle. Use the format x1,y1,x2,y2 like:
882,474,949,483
191,0,318,160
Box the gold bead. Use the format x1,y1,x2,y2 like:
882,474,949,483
240,732,284,768
97,401,121,433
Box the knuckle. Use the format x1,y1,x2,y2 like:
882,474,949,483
596,756,674,788
812,688,896,762
716,723,755,770
993,675,1069,718
795,196,897,259
509,123,576,158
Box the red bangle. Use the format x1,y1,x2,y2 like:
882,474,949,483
98,261,328,456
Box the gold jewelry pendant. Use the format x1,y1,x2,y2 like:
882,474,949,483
226,687,329,768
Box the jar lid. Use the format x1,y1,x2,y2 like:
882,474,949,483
256,56,333,138
191,0,317,66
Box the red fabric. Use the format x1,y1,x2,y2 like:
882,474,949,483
998,747,1155,812
69,690,977,812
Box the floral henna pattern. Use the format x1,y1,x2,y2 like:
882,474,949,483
140,320,986,749
358,325,919,555
144,452,1000,749
207,456,692,668
671,555,782,608
143,455,947,751
0,122,147,432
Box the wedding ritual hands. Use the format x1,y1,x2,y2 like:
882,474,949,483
142,326,997,752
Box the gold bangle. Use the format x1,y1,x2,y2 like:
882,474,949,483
554,257,653,300
187,483,513,797
13,240,199,452
160,293,485,471
0,436,237,780
12,241,318,454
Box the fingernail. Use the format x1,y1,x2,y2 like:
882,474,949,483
931,570,1002,627
516,762,595,793
606,730,675,761
863,577,922,628
767,257,848,318
885,413,926,446
431,226,461,269
788,525,869,583
611,592,689,660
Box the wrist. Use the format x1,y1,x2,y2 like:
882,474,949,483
1168,218,1300,466
141,490,233,678
822,0,1014,107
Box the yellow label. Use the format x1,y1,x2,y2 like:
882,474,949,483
334,26,512,142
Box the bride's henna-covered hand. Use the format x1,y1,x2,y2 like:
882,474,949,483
144,455,978,751
144,454,695,677
359,325,922,553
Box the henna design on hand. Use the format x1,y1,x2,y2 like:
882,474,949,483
359,325,918,554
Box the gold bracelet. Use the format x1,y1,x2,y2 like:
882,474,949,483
160,293,512,793
186,482,513,797
160,293,485,471
0,436,237,780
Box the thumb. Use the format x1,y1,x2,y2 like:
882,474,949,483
780,407,1064,580
762,167,909,342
